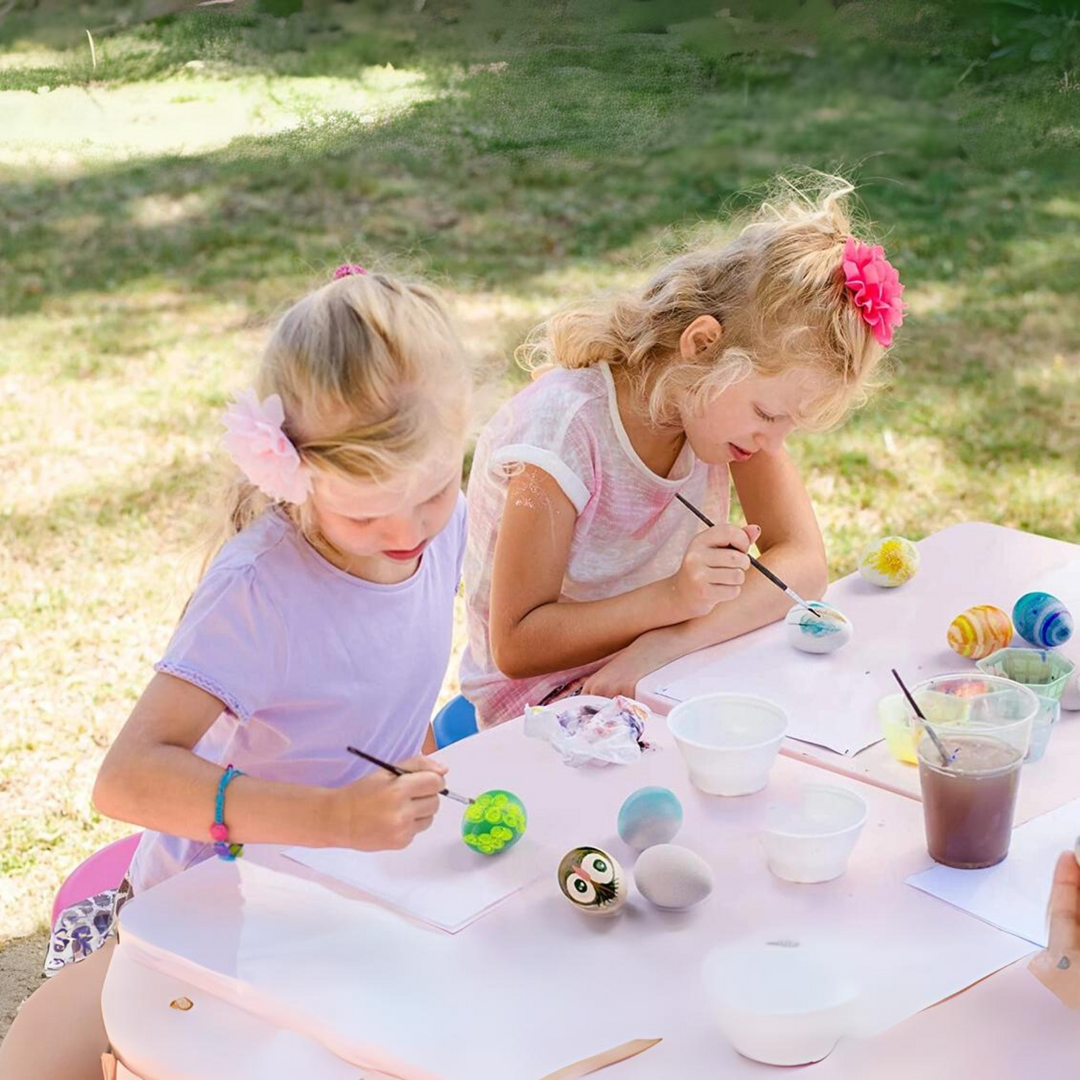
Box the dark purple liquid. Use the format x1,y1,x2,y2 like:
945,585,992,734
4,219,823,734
918,735,1023,869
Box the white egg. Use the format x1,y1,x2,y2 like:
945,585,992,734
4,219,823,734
785,602,853,655
633,844,714,910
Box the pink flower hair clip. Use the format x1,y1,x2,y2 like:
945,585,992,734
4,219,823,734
842,238,906,348
333,263,367,279
222,389,312,505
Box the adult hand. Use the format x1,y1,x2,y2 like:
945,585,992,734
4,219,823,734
1029,848,1080,1011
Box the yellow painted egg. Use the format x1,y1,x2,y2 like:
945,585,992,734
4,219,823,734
947,605,1013,660
858,536,920,588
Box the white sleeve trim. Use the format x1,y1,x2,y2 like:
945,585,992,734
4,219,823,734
489,444,591,514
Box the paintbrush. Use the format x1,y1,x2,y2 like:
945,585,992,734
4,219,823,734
674,493,821,619
346,746,475,805
890,669,953,768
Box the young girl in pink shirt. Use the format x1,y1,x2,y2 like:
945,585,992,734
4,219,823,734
462,181,904,727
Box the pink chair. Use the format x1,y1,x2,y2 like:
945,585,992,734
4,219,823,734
51,833,142,929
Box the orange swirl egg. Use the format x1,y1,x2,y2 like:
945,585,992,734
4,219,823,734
947,605,1013,660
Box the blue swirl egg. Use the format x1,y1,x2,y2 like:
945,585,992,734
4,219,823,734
1012,592,1073,649
617,787,683,851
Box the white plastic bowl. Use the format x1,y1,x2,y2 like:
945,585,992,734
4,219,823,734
667,693,787,796
761,784,868,884
703,938,861,1065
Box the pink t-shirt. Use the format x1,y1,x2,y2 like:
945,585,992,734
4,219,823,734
128,495,466,894
461,363,730,728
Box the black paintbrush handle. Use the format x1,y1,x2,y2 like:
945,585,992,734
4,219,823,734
346,746,474,805
674,494,792,592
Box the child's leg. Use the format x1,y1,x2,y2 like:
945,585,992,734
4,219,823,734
0,938,114,1080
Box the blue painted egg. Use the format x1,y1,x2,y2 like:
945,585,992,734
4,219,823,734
785,602,853,654
617,787,683,851
1013,592,1073,649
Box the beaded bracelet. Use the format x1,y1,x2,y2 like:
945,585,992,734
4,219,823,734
210,764,244,861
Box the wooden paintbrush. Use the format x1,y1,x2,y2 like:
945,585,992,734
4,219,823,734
346,746,475,805
674,493,821,618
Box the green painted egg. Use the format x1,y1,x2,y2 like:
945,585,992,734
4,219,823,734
461,789,527,856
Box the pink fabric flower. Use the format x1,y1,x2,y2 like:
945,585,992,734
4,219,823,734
842,238,906,347
333,263,367,279
221,390,311,505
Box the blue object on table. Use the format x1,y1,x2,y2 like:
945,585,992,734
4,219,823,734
433,694,478,749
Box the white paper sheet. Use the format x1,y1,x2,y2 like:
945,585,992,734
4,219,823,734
283,826,550,933
905,795,1080,947
654,533,1080,756
1025,558,1080,609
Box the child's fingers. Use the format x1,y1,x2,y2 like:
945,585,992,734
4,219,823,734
744,524,762,543
399,754,449,776
701,524,750,552
397,770,447,798
703,549,751,570
409,794,441,820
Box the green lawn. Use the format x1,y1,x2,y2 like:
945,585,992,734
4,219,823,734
1,0,1078,941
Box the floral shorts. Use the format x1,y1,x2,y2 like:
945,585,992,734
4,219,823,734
43,876,135,978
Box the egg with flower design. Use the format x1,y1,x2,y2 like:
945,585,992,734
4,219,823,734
461,790,527,856
858,536,919,588
557,846,626,916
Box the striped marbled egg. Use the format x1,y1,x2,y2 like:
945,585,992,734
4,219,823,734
947,605,1013,660
1012,592,1073,649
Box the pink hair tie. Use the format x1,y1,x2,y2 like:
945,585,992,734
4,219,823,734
842,238,906,348
222,389,312,505
334,263,367,279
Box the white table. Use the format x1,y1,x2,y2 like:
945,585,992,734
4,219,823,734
103,710,1075,1078
637,522,1080,825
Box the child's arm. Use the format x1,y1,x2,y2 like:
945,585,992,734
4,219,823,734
581,448,828,696
488,466,756,679
93,672,447,852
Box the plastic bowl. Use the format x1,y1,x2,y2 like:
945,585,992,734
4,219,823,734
703,938,861,1065
761,784,868,883
667,694,787,796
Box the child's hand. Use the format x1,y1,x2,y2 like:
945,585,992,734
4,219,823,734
1029,849,1080,1011
669,524,760,619
335,755,449,852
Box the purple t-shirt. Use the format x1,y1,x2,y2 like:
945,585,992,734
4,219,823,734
128,494,466,894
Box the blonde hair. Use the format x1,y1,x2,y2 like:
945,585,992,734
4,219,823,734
518,176,894,431
210,269,470,568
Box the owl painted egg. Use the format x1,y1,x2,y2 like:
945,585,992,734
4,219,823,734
785,602,853,655
617,787,683,852
1012,592,1073,649
858,536,920,588
557,846,626,916
461,790,527,856
947,605,1013,660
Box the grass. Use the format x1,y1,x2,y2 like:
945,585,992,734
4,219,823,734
1,0,1079,943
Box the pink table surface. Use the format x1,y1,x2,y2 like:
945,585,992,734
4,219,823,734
104,711,1071,1079
637,522,1080,825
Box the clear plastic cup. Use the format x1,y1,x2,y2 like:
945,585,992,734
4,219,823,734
913,673,1038,869
667,693,787,796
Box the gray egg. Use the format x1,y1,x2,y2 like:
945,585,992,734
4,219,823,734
634,844,714,910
